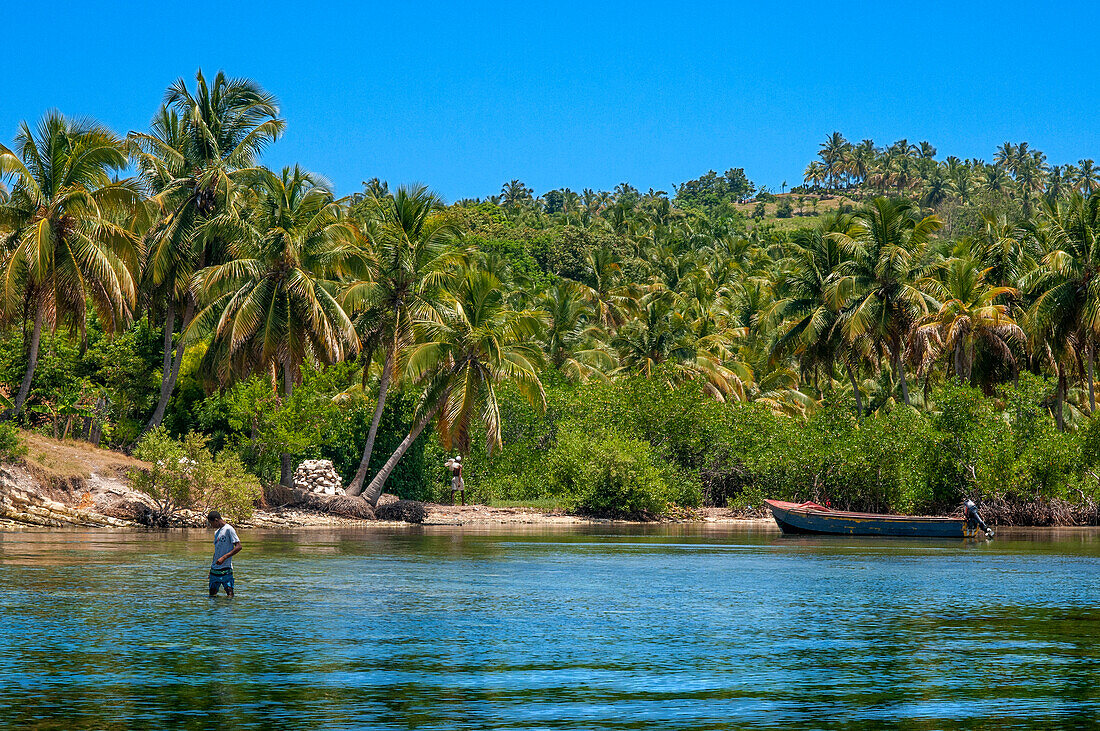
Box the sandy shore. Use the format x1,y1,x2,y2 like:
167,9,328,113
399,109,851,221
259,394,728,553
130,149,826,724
1,434,772,530
244,504,772,528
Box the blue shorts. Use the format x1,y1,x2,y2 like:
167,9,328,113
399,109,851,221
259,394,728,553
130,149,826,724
209,568,234,592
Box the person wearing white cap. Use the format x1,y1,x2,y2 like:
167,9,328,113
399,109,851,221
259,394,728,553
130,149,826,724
444,455,465,505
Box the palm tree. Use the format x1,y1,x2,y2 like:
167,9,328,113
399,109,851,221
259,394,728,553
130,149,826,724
129,70,285,431
341,184,462,497
978,164,1011,196
994,142,1017,173
500,179,534,208
1073,160,1100,195
772,214,863,410
882,140,920,196
536,280,612,382
1024,192,1100,422
819,132,850,191
187,166,358,483
946,157,976,202
916,255,1023,385
829,198,943,406
612,288,747,401
917,141,937,160
362,267,546,505
803,161,826,193
0,112,140,419
574,246,634,330
921,170,951,208
580,188,602,226
976,212,1032,290
1047,165,1069,202
850,140,877,192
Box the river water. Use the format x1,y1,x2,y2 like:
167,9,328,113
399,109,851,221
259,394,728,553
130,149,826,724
0,525,1098,729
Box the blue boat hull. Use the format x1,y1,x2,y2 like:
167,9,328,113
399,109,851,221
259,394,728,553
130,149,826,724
765,500,980,538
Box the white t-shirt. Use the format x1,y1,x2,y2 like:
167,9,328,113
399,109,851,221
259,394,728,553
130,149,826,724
212,524,240,570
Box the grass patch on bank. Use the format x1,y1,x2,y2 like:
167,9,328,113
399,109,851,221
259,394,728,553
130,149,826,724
487,497,568,511
16,431,146,487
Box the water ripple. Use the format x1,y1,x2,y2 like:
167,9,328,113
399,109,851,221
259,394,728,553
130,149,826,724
1,526,1099,729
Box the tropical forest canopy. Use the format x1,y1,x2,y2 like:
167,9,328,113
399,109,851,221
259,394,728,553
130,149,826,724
4,71,1100,518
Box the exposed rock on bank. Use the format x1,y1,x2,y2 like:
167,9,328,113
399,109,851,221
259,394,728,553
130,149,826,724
0,465,133,527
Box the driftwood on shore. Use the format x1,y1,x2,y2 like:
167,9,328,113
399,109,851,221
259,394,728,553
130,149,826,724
265,483,377,519
376,499,427,523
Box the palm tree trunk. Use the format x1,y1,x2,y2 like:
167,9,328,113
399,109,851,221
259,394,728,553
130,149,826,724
845,358,863,416
1055,370,1066,431
346,346,394,497
144,304,176,432
280,359,296,488
89,396,105,445
363,399,444,507
1088,342,1096,414
159,303,175,377
144,299,194,433
898,357,911,406
7,302,45,420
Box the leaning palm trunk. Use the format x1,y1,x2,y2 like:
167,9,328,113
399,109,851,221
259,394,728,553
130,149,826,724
144,299,194,434
897,358,911,406
1055,371,1067,431
363,400,444,507
280,359,296,487
157,305,175,391
844,358,863,416
346,347,394,497
7,303,45,420
1088,342,1097,414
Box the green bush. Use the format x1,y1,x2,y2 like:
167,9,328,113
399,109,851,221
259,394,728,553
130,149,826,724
462,375,707,510
206,450,264,522
0,423,27,461
131,428,261,522
734,401,933,513
549,431,670,518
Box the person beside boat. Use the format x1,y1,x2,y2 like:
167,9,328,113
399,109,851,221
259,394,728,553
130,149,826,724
764,499,994,538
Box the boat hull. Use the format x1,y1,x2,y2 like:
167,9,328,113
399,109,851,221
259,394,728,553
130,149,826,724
764,499,979,538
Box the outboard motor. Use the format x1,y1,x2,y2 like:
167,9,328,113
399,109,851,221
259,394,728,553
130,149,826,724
964,499,994,537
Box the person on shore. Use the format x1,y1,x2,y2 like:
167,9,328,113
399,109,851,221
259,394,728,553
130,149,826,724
445,455,465,506
207,510,242,597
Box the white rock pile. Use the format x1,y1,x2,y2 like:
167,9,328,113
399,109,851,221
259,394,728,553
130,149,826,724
293,459,346,495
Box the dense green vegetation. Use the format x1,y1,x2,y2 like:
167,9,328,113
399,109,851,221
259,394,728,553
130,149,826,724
129,428,261,523
4,72,1100,520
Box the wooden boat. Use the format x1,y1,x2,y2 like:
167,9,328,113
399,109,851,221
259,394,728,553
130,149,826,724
764,499,990,538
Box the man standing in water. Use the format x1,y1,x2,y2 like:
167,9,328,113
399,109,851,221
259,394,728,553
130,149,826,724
207,511,242,597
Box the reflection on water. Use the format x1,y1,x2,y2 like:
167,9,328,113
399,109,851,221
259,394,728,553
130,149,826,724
1,525,1099,729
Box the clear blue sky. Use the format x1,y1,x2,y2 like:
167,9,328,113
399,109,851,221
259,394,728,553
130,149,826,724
3,1,1099,200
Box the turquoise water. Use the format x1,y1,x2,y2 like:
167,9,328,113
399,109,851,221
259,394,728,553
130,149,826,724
1,525,1099,729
